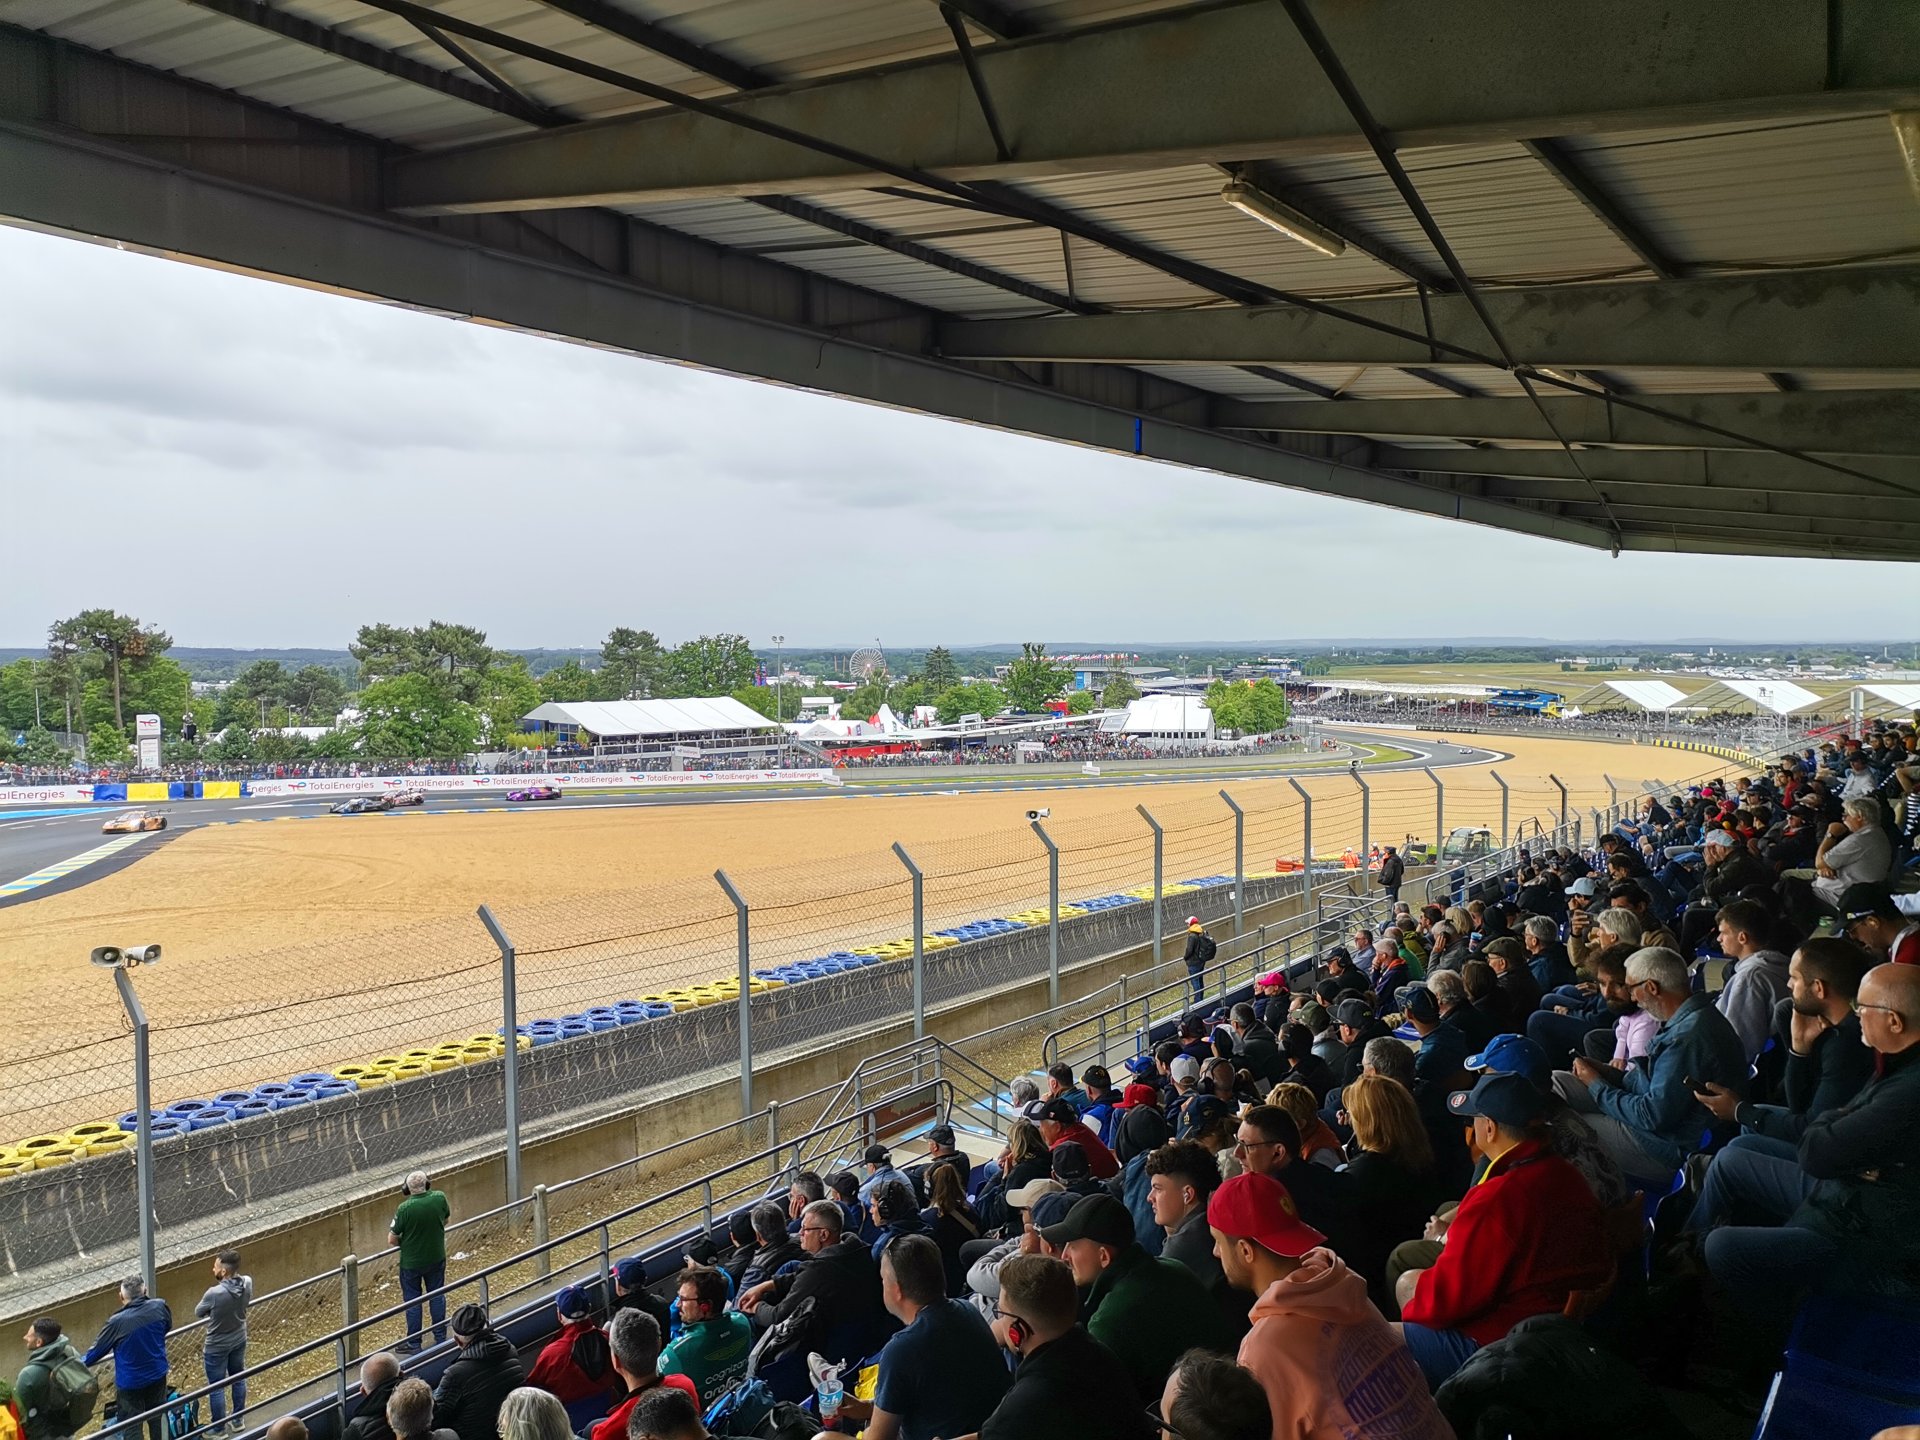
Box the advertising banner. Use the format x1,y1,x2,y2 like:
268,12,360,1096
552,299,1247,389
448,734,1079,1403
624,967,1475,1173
239,770,835,798
0,786,99,806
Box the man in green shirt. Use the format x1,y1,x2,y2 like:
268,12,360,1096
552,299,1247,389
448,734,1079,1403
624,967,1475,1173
656,1266,752,1402
390,1171,451,1353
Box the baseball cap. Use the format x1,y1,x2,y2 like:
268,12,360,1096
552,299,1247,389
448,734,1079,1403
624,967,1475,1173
555,1285,593,1320
450,1302,489,1339
1039,1193,1136,1250
1024,1097,1080,1125
1168,1056,1200,1085
1403,987,1440,1025
1007,1176,1062,1209
1465,1033,1550,1089
1181,1094,1231,1138
1051,1141,1091,1182
1448,1072,1547,1128
926,1124,956,1148
1125,1054,1157,1077
1565,876,1600,897
1334,998,1373,1029
1118,1081,1159,1109
1029,1190,1076,1230
1838,883,1901,925
1206,1172,1326,1259
1325,946,1352,965
1186,915,1202,927
613,1257,647,1291
1295,1000,1328,1032
863,1143,891,1165
1256,970,1287,989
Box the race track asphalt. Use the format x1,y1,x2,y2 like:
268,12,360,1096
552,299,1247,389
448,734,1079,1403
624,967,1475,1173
0,729,1502,906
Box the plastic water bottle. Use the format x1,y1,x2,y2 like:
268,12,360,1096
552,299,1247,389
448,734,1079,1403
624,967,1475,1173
814,1375,844,1426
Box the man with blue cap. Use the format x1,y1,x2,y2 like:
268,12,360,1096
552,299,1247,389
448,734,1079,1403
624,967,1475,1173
1395,1073,1610,1388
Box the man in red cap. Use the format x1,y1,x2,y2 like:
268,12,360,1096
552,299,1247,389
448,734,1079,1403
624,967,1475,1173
1209,1172,1449,1439
1397,1073,1609,1388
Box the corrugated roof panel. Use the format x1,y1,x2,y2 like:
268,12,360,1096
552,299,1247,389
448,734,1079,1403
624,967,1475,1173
1562,115,1920,268
619,196,831,251
761,248,1056,316
1602,369,1784,395
1129,364,1329,398
1790,371,1920,391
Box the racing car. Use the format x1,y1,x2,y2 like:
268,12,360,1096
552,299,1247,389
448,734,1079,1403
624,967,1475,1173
387,788,427,807
102,808,167,833
329,795,394,815
505,785,562,802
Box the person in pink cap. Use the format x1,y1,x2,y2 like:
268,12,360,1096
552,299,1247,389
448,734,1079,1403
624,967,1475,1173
1209,1172,1450,1439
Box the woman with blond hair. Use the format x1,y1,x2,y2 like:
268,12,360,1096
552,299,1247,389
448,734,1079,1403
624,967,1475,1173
1339,1073,1446,1303
497,1389,571,1440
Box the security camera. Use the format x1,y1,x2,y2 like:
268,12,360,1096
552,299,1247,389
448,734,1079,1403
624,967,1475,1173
1026,807,1050,821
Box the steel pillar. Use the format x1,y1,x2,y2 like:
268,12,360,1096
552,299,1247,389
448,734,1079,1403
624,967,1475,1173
1032,819,1061,1007
714,870,753,1119
1490,770,1511,847
892,842,926,1040
111,967,157,1297
477,905,522,1203
1218,789,1245,936
1137,805,1165,965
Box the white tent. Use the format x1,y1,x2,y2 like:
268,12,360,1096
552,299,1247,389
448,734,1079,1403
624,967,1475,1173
1849,683,1920,720
1684,680,1824,716
1120,694,1213,737
1564,679,1688,713
791,717,878,741
524,697,780,739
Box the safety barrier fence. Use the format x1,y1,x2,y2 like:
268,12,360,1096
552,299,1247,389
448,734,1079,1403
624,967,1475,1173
98,743,1797,1437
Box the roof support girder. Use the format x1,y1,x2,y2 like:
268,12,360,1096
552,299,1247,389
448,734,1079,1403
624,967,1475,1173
1449,473,1920,524
1386,446,1920,500
936,266,1920,372
385,0,1920,214
1214,390,1920,457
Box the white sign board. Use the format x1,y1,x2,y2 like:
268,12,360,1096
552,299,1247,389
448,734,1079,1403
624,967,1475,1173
137,738,161,770
135,714,162,740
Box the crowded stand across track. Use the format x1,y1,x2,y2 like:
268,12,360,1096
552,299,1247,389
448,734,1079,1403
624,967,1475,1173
22,718,1920,1440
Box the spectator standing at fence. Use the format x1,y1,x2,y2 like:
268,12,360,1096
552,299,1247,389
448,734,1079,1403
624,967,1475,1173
656,1268,751,1409
972,1254,1154,1440
525,1286,617,1429
385,1379,457,1440
16,1318,93,1440
588,1312,697,1440
1378,846,1404,904
195,1250,252,1435
1183,917,1218,1006
84,1277,170,1440
390,1172,451,1353
432,1305,526,1440
343,1354,402,1440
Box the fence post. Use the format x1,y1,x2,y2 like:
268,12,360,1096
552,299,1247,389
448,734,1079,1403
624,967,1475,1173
532,1185,551,1277
1549,773,1569,825
766,1099,782,1180
891,842,926,1041
1218,789,1245,937
477,905,523,1204
1285,778,1312,949
1489,770,1510,847
110,967,158,1298
1032,819,1061,1009
1602,773,1621,825
1423,766,1444,849
1349,770,1371,878
340,1255,360,1364
1136,804,1165,966
714,870,753,1120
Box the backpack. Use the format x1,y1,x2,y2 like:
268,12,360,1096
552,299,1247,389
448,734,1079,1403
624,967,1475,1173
569,1327,612,1383
164,1390,198,1440
38,1350,101,1435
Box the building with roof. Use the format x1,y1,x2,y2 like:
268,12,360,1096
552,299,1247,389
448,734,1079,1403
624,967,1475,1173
4,4,1917,561
523,698,781,751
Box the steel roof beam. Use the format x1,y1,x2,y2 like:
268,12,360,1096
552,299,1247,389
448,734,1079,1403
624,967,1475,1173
936,266,1920,372
1434,473,1920,523
1521,139,1687,280
933,0,1039,42
1384,446,1920,502
386,0,1920,213
530,0,775,92
1214,390,1920,457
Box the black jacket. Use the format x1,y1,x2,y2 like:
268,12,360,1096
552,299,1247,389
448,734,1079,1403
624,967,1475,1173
1378,853,1405,887
1181,930,1217,970
1341,1150,1446,1298
432,1332,527,1440
1236,1025,1284,1088
1794,1043,1920,1293
344,1374,401,1440
1271,1156,1359,1264
1337,1019,1393,1088
768,1238,887,1358
1442,1001,1500,1055
1740,1012,1875,1144
1497,965,1544,1020
738,1236,805,1290
1276,1053,1335,1105
1435,1315,1685,1440
980,1327,1154,1440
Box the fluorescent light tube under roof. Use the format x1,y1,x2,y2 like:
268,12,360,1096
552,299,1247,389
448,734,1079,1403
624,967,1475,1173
1219,180,1346,258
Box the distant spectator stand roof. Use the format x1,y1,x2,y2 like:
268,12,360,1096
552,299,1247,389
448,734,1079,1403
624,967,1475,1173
1120,695,1212,735
1847,683,1920,719
1308,681,1496,700
1684,679,1824,715
525,698,778,738
1564,679,1689,712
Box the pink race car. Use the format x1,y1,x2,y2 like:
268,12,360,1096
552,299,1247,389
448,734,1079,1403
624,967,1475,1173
505,785,562,802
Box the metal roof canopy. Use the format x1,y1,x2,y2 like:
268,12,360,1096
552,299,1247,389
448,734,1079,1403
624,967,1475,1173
1563,679,1689,712
523,697,779,735
1684,679,1826,715
3,0,1920,560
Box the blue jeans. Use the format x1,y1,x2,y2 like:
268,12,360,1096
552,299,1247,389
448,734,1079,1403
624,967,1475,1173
204,1343,246,1426
1186,965,1205,1005
1690,1134,1836,1327
1400,1322,1480,1390
400,1263,447,1348
1685,1134,1805,1233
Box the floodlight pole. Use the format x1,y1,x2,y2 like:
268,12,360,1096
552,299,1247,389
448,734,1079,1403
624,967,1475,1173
111,967,158,1298
1423,766,1443,848
1286,778,1313,945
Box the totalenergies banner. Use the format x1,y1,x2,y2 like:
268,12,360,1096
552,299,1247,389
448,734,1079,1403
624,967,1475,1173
0,786,99,806
240,770,835,797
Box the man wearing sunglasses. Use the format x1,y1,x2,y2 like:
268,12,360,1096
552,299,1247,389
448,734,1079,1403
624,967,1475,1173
950,1254,1153,1440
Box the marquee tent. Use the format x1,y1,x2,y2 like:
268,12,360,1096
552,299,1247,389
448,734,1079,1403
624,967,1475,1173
1563,679,1689,713
524,698,781,742
1683,680,1824,716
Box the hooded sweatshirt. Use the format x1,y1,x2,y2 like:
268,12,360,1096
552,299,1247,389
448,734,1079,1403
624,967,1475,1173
1237,1251,1452,1440
196,1273,254,1351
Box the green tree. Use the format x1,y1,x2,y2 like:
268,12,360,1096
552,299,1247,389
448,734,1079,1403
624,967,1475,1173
1067,690,1097,715
309,726,360,760
730,685,781,721
285,665,349,721
841,674,891,722
79,656,192,741
1100,668,1141,707
1001,642,1069,713
350,620,500,704
86,722,130,766
921,646,960,693
601,627,666,700
476,660,541,745
48,609,172,731
0,658,45,732
934,681,1006,724
231,659,290,707
21,727,70,767
356,673,482,758
887,680,927,716
538,658,599,703
664,634,759,696
1245,676,1290,733
1205,679,1248,732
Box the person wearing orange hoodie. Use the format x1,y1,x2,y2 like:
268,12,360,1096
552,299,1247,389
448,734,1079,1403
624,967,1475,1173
1208,1172,1451,1440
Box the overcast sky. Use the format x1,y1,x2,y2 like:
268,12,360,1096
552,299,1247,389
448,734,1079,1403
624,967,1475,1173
3,222,1913,651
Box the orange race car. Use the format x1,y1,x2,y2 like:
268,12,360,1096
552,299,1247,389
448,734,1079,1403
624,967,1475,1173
102,808,168,834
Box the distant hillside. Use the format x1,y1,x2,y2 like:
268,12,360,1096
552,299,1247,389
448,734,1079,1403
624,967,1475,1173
0,646,603,681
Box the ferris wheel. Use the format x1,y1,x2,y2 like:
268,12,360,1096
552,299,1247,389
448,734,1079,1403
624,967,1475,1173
848,646,887,679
